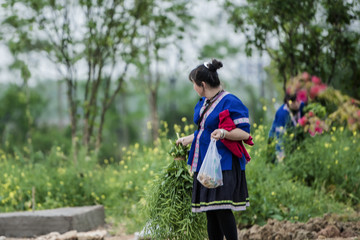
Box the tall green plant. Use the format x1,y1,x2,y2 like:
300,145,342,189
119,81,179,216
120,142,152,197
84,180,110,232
141,141,207,239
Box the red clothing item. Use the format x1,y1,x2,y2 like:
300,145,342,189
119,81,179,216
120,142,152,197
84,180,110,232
219,109,254,163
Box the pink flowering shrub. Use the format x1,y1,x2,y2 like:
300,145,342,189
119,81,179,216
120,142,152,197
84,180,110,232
286,72,360,135
299,104,329,136
286,72,328,104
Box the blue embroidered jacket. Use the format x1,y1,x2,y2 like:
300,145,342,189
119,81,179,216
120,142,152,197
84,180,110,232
187,91,250,172
268,103,305,153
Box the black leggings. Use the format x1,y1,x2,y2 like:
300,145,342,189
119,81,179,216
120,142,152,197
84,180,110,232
206,210,238,240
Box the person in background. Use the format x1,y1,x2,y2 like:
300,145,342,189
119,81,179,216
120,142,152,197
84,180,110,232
268,93,305,163
176,59,251,240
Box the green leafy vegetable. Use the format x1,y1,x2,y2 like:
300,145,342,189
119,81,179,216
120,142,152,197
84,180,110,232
142,141,206,240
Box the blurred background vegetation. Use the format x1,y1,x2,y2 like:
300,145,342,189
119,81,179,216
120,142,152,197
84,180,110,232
0,0,359,235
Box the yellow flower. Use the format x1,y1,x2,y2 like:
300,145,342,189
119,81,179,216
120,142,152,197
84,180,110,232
340,126,344,132
262,106,267,111
272,98,276,103
174,124,181,133
331,136,336,142
253,123,257,128
271,192,276,196
353,131,357,136
184,125,189,132
324,143,329,148
335,160,338,165
181,117,187,122
9,191,15,198
344,147,349,151
332,126,336,132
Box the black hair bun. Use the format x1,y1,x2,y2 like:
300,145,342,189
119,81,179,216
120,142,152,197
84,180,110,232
208,59,223,72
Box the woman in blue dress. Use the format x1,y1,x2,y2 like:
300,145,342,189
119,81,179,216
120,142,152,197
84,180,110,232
177,59,251,240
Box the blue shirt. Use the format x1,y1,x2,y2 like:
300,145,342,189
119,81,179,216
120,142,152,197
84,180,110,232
187,91,251,172
268,103,304,152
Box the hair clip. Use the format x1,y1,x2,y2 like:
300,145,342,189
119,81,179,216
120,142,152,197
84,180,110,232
203,62,209,69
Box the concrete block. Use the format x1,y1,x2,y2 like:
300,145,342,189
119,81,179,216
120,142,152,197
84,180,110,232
0,205,105,238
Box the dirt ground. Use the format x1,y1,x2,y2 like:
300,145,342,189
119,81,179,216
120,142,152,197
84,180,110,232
4,213,359,240
105,212,360,240
237,213,360,240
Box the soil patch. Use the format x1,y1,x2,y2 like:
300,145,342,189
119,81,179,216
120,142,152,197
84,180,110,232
239,213,360,240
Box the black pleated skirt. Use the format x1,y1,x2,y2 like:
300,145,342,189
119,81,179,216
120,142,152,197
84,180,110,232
191,155,250,212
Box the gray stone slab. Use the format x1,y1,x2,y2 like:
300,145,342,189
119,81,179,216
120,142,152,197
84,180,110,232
0,205,105,238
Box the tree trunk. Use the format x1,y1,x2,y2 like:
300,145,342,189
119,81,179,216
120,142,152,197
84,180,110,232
149,89,159,143
66,78,78,165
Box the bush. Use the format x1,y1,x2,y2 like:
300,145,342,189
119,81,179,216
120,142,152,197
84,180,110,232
0,121,356,234
235,124,352,227
284,127,360,206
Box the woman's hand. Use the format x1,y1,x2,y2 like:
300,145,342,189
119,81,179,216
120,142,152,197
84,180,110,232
176,134,194,146
212,128,250,141
211,129,227,140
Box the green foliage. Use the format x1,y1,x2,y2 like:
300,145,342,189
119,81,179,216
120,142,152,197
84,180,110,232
224,0,360,98
0,122,356,235
168,139,190,159
284,127,360,206
0,84,45,147
1,0,194,150
303,103,327,119
142,159,207,240
235,125,351,227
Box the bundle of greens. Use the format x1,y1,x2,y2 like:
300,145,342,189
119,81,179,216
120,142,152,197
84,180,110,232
141,140,207,240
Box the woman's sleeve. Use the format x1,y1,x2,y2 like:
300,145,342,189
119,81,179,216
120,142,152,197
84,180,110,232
228,97,251,133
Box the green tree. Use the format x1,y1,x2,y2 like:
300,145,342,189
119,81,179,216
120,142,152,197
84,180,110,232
1,0,192,158
133,0,192,143
224,0,360,98
0,85,45,147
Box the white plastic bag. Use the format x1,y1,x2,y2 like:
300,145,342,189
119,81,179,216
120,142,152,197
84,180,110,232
197,138,223,188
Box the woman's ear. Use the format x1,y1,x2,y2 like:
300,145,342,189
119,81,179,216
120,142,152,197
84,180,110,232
201,81,206,88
